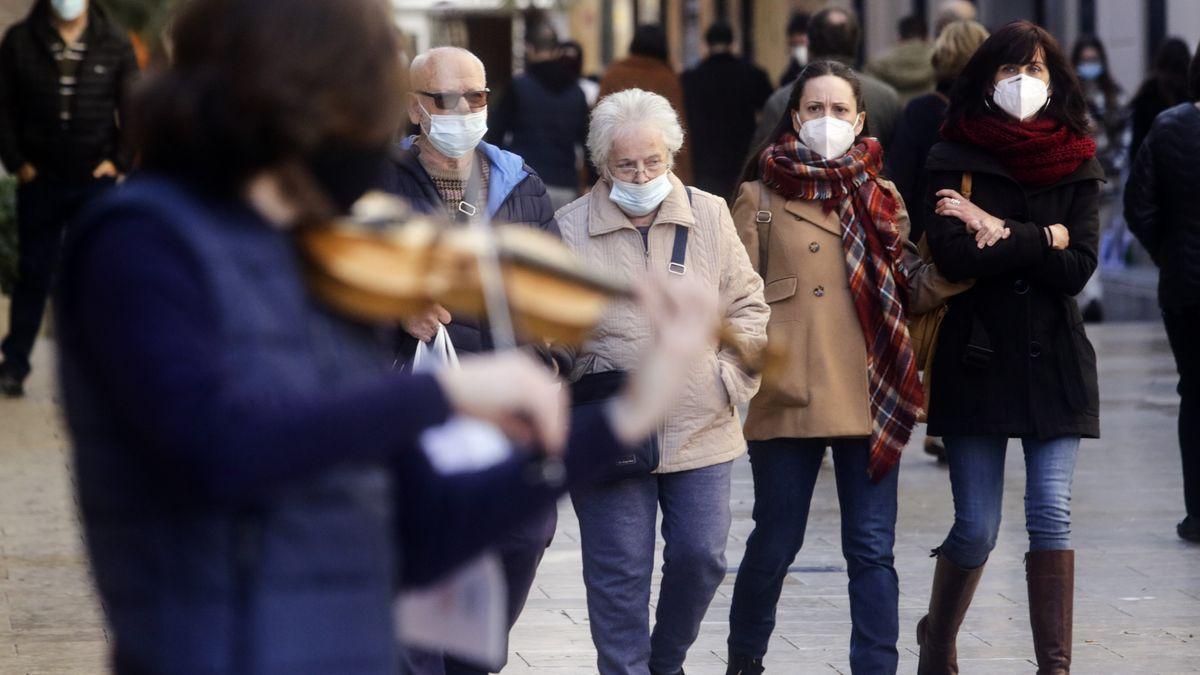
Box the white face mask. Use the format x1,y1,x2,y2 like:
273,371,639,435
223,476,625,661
991,74,1050,122
51,0,87,21
792,45,808,66
420,103,488,158
796,114,859,160
609,172,672,217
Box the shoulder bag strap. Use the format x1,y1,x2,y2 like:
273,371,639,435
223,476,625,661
755,181,773,275
670,187,692,275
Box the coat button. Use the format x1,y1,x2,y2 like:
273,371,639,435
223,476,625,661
1014,279,1030,295
809,242,820,253
1030,341,1043,358
813,286,825,297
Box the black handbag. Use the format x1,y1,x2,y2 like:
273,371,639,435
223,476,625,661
570,370,659,480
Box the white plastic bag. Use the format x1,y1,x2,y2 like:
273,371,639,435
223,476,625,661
395,324,510,666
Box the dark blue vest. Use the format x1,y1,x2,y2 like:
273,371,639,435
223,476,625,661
58,177,401,674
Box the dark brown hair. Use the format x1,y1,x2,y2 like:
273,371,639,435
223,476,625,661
134,0,405,202
737,60,866,187
945,20,1090,137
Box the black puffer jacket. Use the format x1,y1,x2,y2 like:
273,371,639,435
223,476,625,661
0,1,137,181
1124,102,1200,311
924,140,1103,440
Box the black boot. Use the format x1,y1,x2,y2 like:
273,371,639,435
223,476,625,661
725,652,763,675
1178,515,1200,543
0,363,23,398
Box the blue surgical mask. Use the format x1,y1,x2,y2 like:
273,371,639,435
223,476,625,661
50,0,87,21
1077,61,1104,81
608,172,672,217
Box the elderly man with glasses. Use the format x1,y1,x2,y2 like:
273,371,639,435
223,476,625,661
381,46,562,675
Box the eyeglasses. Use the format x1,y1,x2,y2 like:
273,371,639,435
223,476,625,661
418,89,490,111
609,157,666,181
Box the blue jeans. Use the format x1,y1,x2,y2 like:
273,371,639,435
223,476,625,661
728,439,899,674
939,436,1079,569
571,461,733,675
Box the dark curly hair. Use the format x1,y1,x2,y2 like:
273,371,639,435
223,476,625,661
945,20,1090,137
133,0,405,211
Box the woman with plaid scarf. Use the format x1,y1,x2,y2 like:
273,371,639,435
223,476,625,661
724,61,926,675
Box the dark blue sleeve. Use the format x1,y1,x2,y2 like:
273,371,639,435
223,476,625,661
65,214,452,502
397,405,621,587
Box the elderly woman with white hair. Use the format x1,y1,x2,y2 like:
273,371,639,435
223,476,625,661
556,88,769,674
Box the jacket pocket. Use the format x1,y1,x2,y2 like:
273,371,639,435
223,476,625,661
753,320,810,407
763,275,798,304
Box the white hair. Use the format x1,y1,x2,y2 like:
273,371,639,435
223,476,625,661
587,88,684,174
409,46,487,86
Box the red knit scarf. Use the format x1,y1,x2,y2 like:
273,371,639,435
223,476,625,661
940,114,1096,186
759,136,924,481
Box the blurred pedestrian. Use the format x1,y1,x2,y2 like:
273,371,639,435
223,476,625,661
381,44,564,675
1124,42,1200,544
1072,35,1129,322
55,2,721,671
1072,36,1128,180
933,0,978,35
886,19,989,245
1129,37,1191,161
598,25,692,184
488,22,589,210
682,21,773,201
753,7,901,154
778,11,810,87
867,15,935,105
726,61,924,675
0,0,137,397
917,21,1103,674
558,88,768,675
884,19,988,464
561,39,600,107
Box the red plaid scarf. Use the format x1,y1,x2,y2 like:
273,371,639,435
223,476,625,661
760,135,924,481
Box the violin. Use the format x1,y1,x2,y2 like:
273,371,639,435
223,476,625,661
299,191,784,381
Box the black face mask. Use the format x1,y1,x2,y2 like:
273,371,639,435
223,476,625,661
305,144,390,214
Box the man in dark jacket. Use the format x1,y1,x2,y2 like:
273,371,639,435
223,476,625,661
1125,93,1200,542
486,22,588,211
380,45,561,675
0,0,137,396
682,21,773,201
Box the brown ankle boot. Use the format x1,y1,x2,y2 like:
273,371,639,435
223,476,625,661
1026,549,1074,674
917,552,985,674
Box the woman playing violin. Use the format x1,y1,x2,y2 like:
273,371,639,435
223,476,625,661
54,1,718,672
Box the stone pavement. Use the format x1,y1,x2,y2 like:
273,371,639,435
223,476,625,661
0,318,1197,673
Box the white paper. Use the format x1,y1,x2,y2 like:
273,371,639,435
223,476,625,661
395,553,508,670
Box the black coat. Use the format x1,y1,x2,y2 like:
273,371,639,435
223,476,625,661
884,90,948,243
923,140,1103,440
486,60,589,190
681,53,773,200
1125,103,1200,311
0,1,137,181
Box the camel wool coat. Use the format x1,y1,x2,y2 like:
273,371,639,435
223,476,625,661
732,177,935,441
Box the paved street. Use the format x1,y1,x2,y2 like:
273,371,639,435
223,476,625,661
0,317,1197,673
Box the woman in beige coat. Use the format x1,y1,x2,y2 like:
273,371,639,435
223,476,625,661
725,61,926,675
556,88,768,675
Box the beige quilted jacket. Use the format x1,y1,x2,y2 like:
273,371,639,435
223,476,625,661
555,174,769,473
